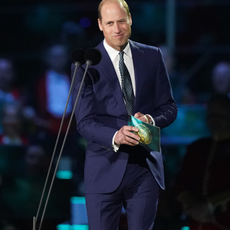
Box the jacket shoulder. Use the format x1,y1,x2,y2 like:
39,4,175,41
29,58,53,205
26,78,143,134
129,40,159,52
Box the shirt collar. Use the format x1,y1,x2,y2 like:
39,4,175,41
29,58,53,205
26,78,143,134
103,39,132,61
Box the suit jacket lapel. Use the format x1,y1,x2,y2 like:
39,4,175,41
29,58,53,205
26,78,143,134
130,40,144,113
96,42,127,114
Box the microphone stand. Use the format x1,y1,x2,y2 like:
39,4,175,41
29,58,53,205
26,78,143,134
33,61,88,230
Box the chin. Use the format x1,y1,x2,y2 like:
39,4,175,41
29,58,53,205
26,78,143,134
116,40,128,48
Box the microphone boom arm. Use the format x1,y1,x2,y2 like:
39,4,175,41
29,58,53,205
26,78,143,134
33,47,101,230
33,61,81,230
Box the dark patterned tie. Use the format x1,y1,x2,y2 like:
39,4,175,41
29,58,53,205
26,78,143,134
119,51,135,115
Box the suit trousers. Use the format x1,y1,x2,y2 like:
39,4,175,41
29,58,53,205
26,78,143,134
85,160,160,230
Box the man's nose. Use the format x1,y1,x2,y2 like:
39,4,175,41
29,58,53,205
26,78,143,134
114,23,121,33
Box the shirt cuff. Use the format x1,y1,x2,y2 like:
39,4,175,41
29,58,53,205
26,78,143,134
146,114,155,126
112,131,120,152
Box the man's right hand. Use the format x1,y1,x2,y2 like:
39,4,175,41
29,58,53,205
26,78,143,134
114,125,140,146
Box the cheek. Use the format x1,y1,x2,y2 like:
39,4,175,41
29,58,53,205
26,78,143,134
103,29,112,37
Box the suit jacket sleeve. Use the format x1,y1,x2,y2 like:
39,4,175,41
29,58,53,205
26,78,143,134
131,42,177,129
71,64,119,150
148,47,177,128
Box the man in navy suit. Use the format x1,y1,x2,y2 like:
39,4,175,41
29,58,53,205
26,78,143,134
72,0,177,229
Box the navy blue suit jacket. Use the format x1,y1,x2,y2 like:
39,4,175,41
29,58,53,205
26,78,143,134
72,40,177,194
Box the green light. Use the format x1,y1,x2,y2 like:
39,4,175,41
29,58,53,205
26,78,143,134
71,196,86,204
57,224,88,230
56,170,73,179
181,227,190,230
56,224,70,230
72,225,89,230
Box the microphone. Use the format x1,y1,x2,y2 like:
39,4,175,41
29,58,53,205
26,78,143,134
71,47,102,117
70,47,86,84
84,47,102,66
33,48,86,230
71,48,86,66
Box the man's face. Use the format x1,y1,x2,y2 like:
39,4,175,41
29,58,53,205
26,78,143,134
98,1,132,51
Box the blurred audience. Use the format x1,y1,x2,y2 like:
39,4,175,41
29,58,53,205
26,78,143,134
211,61,230,97
0,58,20,104
33,42,73,137
160,45,196,104
174,94,230,230
23,144,49,175
0,143,73,230
0,103,28,145
0,58,22,134
0,58,40,138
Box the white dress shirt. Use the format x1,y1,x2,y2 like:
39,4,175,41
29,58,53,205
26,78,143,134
103,40,154,151
103,40,136,96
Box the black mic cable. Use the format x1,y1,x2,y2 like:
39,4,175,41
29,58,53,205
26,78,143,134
33,48,86,230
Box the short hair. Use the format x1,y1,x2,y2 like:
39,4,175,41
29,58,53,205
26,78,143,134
98,0,130,21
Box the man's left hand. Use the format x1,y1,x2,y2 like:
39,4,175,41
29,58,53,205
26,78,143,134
134,112,150,124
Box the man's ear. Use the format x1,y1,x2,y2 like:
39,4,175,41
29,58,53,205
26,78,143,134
129,13,132,26
98,18,103,31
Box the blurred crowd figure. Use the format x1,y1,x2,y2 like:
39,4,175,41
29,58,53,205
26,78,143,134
160,46,230,105
0,103,28,145
0,58,23,134
0,143,72,230
31,42,86,195
160,45,197,105
174,94,230,230
211,61,230,97
0,58,20,105
0,43,86,230
0,57,42,142
33,43,73,136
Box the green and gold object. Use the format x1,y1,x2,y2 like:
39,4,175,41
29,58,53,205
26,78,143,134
128,115,160,152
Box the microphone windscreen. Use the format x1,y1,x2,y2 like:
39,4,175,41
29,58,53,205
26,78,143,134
85,48,102,65
70,48,86,65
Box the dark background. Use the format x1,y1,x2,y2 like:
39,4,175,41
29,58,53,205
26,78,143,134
1,1,230,229
1,0,230,95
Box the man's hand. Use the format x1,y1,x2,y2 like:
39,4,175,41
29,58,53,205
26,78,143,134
114,126,140,146
134,112,150,123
